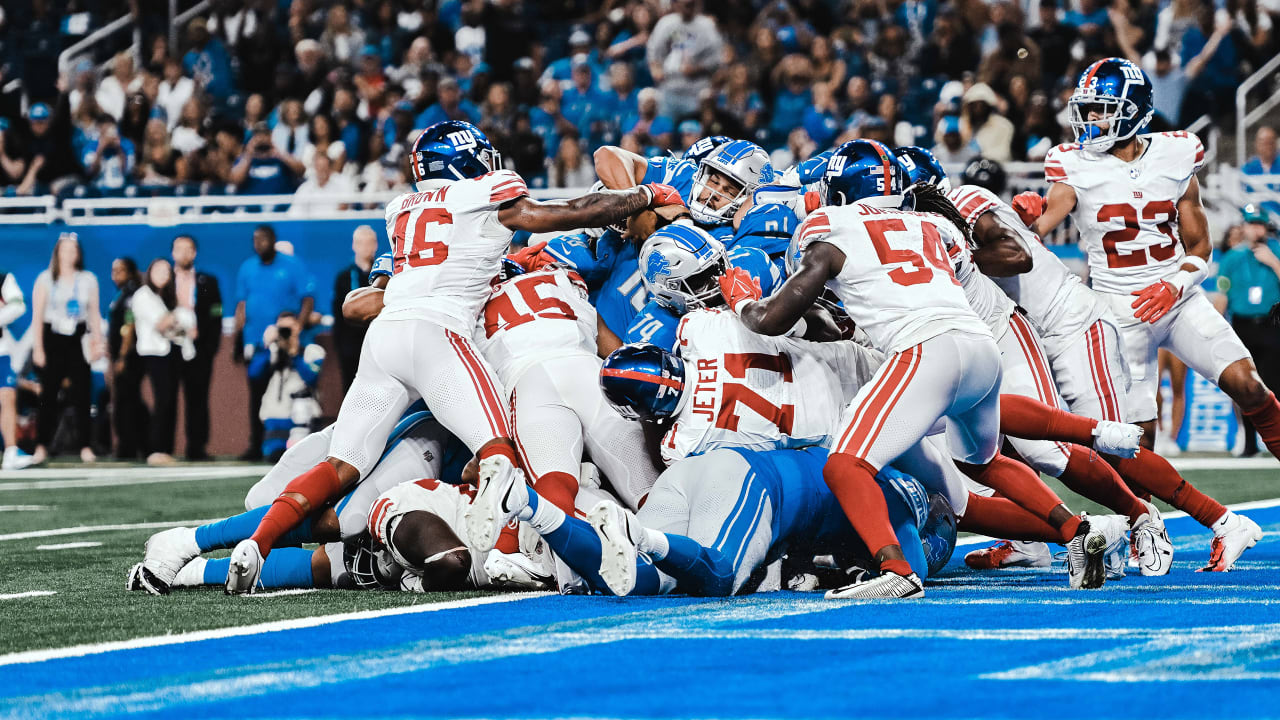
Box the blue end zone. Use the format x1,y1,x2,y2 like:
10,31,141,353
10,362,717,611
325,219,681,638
4,504,1280,720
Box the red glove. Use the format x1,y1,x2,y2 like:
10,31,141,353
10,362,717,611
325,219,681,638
643,182,685,208
1011,191,1047,227
1131,280,1181,323
718,266,762,313
506,240,554,272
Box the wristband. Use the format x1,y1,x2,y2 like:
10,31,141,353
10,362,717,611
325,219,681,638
638,184,654,205
1182,255,1209,286
732,298,755,314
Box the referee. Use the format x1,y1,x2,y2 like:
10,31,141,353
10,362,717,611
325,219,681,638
1217,204,1280,456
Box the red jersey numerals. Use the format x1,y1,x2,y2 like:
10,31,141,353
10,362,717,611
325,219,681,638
864,218,960,287
715,352,795,434
392,208,453,273
483,274,577,337
1097,201,1178,268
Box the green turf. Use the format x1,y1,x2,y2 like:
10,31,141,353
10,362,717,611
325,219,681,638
0,463,1274,656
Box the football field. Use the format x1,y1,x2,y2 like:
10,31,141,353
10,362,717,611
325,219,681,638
0,460,1277,719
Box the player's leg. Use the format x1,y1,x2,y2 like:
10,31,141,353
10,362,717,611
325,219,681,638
572,357,664,511
0,354,33,469
335,416,450,541
169,547,322,592
1157,350,1188,455
510,362,584,515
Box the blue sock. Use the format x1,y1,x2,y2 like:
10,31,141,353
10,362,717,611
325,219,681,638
199,549,315,589
655,533,736,596
888,498,928,578
539,515,661,596
194,507,316,551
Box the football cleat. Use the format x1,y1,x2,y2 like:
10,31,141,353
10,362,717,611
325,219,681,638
1091,421,1143,458
964,540,1051,570
1066,514,1126,589
484,550,554,590
225,539,264,595
129,527,201,596
1,446,35,470
825,571,924,600
1198,512,1263,572
587,501,640,597
1131,500,1173,576
463,454,528,553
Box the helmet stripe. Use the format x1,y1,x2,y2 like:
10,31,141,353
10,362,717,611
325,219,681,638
601,367,683,390
1081,59,1105,92
873,142,892,195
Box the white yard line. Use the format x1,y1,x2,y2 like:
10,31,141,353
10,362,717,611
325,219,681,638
0,519,221,543
0,592,548,667
0,591,57,600
247,589,318,598
0,505,51,511
1169,457,1277,470
35,541,103,551
0,465,271,481
0,474,261,492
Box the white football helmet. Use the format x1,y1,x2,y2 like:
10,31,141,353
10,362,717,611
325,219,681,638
639,223,728,314
688,140,774,226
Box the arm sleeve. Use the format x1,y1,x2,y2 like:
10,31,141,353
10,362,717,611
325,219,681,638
294,343,326,385
0,274,26,328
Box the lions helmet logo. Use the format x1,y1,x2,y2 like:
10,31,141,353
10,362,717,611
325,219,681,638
644,249,672,284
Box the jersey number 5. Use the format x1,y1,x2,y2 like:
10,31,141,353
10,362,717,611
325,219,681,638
392,208,453,273
716,352,795,434
865,218,959,287
1097,201,1179,268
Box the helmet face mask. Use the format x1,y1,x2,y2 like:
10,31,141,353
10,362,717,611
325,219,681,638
640,224,729,314
688,140,773,226
599,343,686,422
411,121,503,184
1068,59,1153,153
895,145,951,195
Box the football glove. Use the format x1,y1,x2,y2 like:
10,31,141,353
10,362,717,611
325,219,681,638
718,266,762,314
1011,191,1046,227
643,182,685,208
507,240,555,272
1130,279,1181,323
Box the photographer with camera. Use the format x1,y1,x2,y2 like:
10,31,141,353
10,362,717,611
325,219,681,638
247,311,325,462
230,122,303,196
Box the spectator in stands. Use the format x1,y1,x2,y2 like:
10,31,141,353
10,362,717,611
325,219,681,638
171,234,221,461
1063,0,1112,53
331,225,378,392
561,60,611,146
108,257,147,461
82,115,136,192
13,102,79,196
605,63,639,127
978,23,1042,96
543,30,593,87
131,258,195,466
291,153,354,214
416,77,480,128
647,0,723,120
157,59,195,131
932,114,979,164
1029,0,1075,89
96,52,141,122
770,56,815,146
551,135,595,188
170,98,207,156
0,118,29,190
921,10,981,81
621,87,673,154
137,118,185,187
960,83,1014,162
1244,126,1279,176
506,112,547,185
31,233,103,465
321,4,366,65
302,114,347,176
231,123,302,195
183,17,235,103
1217,205,1280,456
273,100,313,163
233,224,315,461
1114,8,1230,128
250,310,324,461
718,64,765,139
1180,2,1240,116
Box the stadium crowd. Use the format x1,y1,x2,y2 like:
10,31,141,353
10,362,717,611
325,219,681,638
0,0,1278,200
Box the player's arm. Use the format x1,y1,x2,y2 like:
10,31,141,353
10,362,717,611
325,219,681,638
596,313,623,358
497,184,681,235
1029,182,1076,237
592,145,648,189
730,241,844,336
971,212,1033,276
1175,175,1211,266
798,304,847,342
1132,176,1211,323
0,273,26,328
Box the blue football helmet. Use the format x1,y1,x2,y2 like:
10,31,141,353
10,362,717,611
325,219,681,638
410,120,503,184
819,139,910,209
689,140,775,226
921,492,958,577
1068,58,1153,153
498,256,527,282
682,135,734,163
600,343,686,422
639,223,729,314
895,145,950,194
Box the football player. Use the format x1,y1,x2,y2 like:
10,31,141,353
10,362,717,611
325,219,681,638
224,120,684,593
0,266,32,470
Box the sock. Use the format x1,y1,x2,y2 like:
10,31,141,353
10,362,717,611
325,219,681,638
641,527,670,560
1242,391,1280,458
200,548,316,589
824,453,910,576
478,441,518,465
249,462,342,558
1000,395,1097,445
1108,452,1226,527
495,523,520,554
959,494,1066,542
885,486,929,578
1061,446,1146,523
520,487,569,535
653,533,737,596
536,513,660,594
195,509,315,551
203,557,230,585
971,453,1075,541
533,471,578,516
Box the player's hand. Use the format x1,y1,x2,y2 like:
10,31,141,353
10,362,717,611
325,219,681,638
643,183,684,209
718,266,762,314
507,240,552,271
1130,280,1181,323
1012,191,1046,227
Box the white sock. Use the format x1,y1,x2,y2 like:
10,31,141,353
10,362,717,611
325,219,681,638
640,527,668,560
527,496,566,534
172,557,207,587
1212,510,1235,536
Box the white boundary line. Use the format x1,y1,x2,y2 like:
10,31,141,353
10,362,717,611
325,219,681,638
1169,457,1276,470
0,519,222,543
0,505,51,511
0,466,271,481
0,591,57,600
36,542,103,551
0,592,548,667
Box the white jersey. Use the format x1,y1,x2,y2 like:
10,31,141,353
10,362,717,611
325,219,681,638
1044,132,1204,295
368,478,494,588
795,202,992,354
932,213,1015,336
662,309,882,465
381,170,530,332
475,267,597,391
948,184,1106,343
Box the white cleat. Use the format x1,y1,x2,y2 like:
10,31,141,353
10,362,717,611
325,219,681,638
1092,421,1144,458
1131,500,1173,576
1,446,35,470
127,527,201,595
1067,514,1126,589
225,539,264,595
484,551,554,590
1199,512,1263,572
825,571,924,600
586,501,639,597
964,540,1052,570
464,454,528,553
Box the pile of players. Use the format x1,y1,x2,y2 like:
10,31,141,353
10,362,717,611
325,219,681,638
127,57,1276,601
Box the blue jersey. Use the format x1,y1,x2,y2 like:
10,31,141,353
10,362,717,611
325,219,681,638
544,230,647,338
641,156,698,202
731,202,799,262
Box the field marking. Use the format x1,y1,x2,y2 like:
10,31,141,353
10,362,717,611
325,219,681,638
0,473,264,492
0,592,548,667
0,465,271,481
248,589,317,598
0,505,50,511
1169,457,1276,470
0,519,221,543
35,542,102,551
0,591,56,600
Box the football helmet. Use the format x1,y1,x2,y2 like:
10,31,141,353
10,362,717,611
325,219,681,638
1068,58,1153,153
410,120,502,184
639,223,729,314
895,145,950,194
689,139,775,226
343,536,405,590
819,139,910,209
599,343,686,422
960,157,1007,194
682,135,734,163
